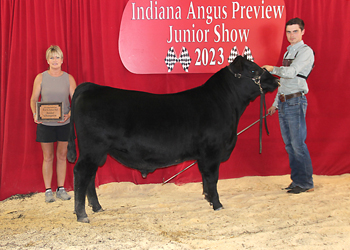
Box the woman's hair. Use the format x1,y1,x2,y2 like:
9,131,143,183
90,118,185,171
46,45,64,60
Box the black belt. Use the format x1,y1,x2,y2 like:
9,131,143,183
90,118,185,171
279,92,303,102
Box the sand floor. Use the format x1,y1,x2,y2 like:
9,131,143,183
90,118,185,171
1,174,350,249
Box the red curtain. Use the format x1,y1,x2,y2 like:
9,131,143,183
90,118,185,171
1,0,350,200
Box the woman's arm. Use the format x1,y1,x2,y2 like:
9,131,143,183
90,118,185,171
30,73,43,123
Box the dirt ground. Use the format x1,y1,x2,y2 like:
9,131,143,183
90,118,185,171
1,174,350,250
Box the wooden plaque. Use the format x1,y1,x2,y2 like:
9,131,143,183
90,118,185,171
36,102,64,122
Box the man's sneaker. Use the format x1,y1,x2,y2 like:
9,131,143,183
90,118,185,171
45,189,55,203
56,188,71,200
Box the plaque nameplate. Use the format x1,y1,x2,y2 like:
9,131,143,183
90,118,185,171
36,102,64,122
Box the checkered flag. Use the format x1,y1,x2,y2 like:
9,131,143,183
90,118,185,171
178,47,191,72
243,46,254,62
228,46,254,63
165,47,191,72
228,46,239,64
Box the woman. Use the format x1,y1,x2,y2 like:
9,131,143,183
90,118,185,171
30,45,76,202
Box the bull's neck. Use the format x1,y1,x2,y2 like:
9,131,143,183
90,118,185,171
203,69,259,119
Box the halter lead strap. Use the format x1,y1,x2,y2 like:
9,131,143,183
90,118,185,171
227,67,269,153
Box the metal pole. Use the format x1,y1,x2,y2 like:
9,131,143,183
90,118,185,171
162,161,197,185
237,113,269,136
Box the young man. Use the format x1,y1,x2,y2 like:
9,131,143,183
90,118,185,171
263,18,315,194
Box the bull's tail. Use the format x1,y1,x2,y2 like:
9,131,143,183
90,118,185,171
67,82,99,163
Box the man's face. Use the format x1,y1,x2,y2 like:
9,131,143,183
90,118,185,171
286,24,305,46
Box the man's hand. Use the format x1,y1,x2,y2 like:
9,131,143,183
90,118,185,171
268,106,277,115
262,65,274,72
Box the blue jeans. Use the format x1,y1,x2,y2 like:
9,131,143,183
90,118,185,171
278,95,313,189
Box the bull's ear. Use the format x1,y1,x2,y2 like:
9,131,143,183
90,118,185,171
229,55,244,72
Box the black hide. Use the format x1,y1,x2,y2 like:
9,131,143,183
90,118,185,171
68,56,279,222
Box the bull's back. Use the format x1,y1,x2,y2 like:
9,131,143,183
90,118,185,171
75,85,206,134
74,86,202,146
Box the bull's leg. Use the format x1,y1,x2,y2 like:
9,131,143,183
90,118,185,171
201,174,209,202
197,159,223,210
86,173,103,213
73,157,99,223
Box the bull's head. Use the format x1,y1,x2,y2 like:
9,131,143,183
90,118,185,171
228,56,280,94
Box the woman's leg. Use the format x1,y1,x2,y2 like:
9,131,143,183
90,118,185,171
41,142,55,189
56,141,71,200
56,141,68,187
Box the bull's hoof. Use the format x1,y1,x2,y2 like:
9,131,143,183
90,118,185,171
77,217,90,223
93,208,104,213
212,201,223,211
214,206,224,211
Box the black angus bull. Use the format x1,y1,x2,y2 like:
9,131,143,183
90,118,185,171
67,56,279,223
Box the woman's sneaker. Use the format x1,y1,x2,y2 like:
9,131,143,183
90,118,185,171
45,189,55,203
56,188,71,200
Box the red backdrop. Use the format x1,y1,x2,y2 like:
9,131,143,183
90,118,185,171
1,0,350,200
